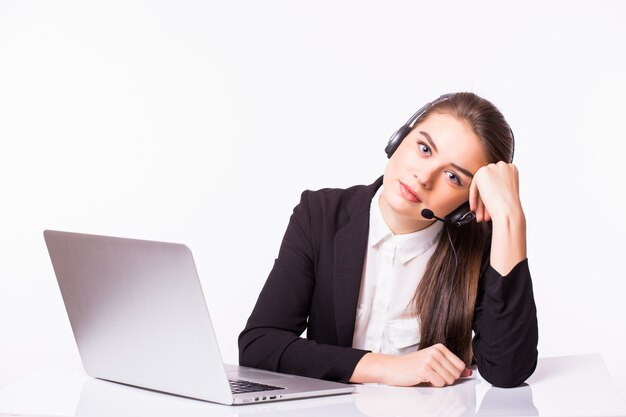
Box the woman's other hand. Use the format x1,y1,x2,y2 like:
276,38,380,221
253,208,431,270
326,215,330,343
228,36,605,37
468,161,523,224
350,343,472,387
469,161,527,275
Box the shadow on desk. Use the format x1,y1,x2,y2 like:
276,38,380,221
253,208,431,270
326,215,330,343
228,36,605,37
75,377,537,417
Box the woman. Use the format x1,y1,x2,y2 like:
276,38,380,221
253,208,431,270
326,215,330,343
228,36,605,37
238,92,538,388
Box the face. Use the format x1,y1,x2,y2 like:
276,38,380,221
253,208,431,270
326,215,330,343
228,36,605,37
380,112,489,234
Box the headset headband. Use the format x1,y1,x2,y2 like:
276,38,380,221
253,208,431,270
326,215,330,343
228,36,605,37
403,93,454,129
385,93,515,163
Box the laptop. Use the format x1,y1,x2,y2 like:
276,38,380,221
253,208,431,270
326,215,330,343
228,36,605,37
43,230,355,405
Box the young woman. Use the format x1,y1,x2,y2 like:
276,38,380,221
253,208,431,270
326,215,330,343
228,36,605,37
238,92,538,388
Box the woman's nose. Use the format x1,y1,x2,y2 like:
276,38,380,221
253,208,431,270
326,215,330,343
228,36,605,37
415,171,432,190
415,174,431,190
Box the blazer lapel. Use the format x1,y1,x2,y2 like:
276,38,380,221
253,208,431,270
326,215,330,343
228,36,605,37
333,175,383,347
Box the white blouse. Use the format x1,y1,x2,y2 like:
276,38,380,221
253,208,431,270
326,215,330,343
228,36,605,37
352,186,444,355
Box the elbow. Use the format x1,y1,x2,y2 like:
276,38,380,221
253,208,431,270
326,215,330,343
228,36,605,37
238,341,253,368
480,351,538,388
238,328,265,369
473,312,539,388
238,326,295,372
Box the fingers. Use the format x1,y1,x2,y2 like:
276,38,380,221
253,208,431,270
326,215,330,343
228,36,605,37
475,196,484,222
470,162,523,223
426,352,459,386
378,344,469,387
423,344,466,387
469,168,487,222
469,174,479,212
483,208,491,222
433,343,466,374
476,199,491,223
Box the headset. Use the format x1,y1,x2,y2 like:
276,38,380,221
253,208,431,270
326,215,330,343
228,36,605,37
384,93,515,227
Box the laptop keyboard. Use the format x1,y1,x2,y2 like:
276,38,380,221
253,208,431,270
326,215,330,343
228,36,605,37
228,379,286,394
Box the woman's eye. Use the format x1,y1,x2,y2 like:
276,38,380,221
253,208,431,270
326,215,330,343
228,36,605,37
418,142,431,155
446,171,462,186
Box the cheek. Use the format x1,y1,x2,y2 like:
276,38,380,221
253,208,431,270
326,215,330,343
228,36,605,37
431,188,468,214
383,155,403,181
388,143,415,169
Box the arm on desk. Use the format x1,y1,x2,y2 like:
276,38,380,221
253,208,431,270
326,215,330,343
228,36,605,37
472,258,539,388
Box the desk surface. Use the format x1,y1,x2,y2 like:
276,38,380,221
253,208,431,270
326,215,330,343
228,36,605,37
0,354,624,417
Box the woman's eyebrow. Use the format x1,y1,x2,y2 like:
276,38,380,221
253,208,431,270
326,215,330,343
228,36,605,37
418,131,438,153
419,130,474,179
451,163,474,179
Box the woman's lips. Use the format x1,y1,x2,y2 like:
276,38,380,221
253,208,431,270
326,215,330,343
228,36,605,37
399,181,421,203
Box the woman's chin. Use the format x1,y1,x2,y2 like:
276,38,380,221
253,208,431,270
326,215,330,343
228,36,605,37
387,197,424,219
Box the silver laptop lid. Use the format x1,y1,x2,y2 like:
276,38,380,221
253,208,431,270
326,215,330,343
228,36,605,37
44,230,234,404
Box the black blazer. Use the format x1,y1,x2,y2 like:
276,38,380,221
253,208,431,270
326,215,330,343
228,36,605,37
239,176,538,388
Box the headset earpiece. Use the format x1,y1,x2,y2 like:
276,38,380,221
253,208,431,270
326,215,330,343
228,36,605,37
384,125,412,158
384,94,453,159
445,202,476,227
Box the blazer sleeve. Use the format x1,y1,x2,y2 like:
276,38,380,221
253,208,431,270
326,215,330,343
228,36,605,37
238,190,369,382
472,258,539,388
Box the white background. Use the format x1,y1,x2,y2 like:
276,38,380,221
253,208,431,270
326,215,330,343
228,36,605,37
1,0,625,398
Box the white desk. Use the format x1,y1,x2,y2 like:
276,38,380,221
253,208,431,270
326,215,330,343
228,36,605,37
0,354,624,417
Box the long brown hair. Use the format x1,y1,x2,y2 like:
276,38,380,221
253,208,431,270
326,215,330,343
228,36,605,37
412,92,515,365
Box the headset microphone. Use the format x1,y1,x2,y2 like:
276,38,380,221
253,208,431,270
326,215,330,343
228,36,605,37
421,207,476,227
421,209,445,223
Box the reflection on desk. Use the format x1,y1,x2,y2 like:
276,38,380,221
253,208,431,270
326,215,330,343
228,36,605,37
0,354,624,417
354,381,537,417
76,376,537,417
